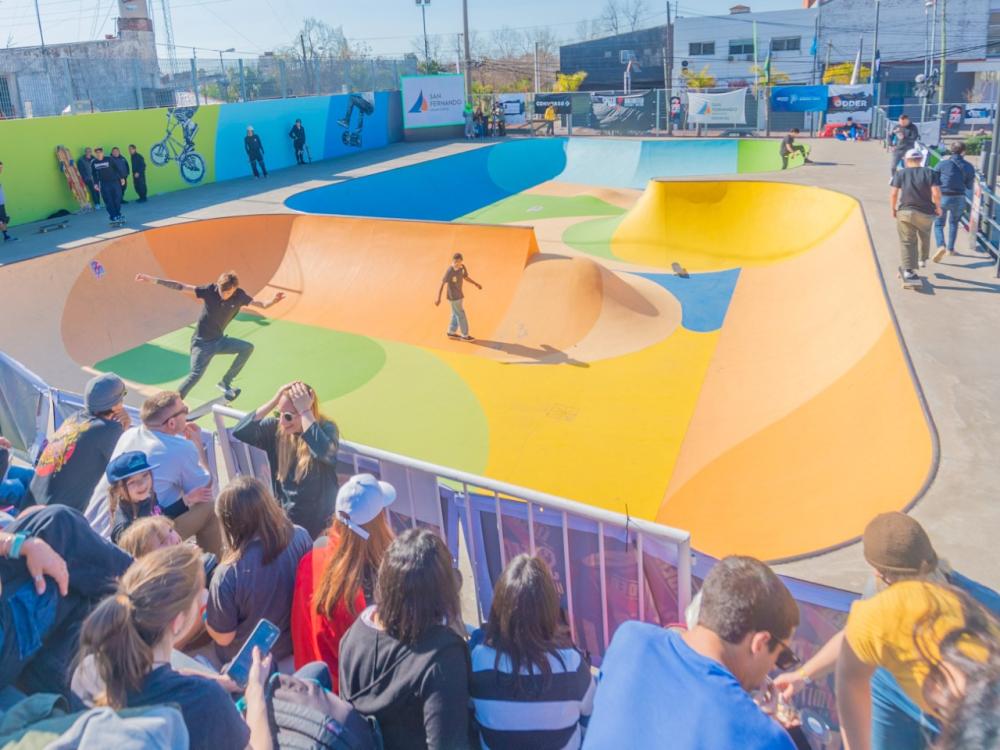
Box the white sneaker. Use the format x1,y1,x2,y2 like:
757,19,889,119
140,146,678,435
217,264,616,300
918,260,927,269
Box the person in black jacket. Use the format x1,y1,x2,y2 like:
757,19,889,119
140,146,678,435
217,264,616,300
128,144,148,203
92,147,124,222
289,119,307,165
244,125,267,178
79,147,100,208
110,147,130,204
890,115,920,176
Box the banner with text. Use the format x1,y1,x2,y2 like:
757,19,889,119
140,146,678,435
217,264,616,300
497,94,527,125
770,85,828,113
826,84,873,123
401,74,466,129
591,92,655,132
685,88,747,125
964,105,996,125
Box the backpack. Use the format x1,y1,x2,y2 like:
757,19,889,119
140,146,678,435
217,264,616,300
266,673,381,750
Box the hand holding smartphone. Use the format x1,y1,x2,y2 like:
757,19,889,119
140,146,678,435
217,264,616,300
223,618,280,689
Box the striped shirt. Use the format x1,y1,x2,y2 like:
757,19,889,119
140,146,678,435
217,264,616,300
470,643,596,750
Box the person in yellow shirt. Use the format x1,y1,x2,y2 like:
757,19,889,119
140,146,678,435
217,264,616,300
544,104,557,135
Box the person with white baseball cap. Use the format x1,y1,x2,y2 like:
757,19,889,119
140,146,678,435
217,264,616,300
291,474,396,690
890,147,942,284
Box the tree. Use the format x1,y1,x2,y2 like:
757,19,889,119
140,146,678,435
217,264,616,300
681,65,716,89
751,64,790,86
491,26,524,59
574,19,602,42
524,27,559,57
822,62,871,85
600,0,648,35
554,71,587,92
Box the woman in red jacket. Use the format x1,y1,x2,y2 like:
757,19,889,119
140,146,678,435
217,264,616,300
291,473,396,689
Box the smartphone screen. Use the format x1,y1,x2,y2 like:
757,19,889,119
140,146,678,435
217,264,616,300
223,618,280,688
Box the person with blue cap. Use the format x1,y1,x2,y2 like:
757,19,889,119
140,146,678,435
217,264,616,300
105,450,166,544
29,372,131,511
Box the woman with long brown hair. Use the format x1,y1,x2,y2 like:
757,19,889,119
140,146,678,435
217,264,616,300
233,381,339,538
291,473,396,690
471,554,595,749
76,544,273,750
205,476,312,668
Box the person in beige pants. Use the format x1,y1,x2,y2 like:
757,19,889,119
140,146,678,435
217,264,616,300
889,148,942,284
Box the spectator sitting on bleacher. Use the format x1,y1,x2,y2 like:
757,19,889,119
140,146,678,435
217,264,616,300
206,476,311,670
233,381,339,539
117,515,182,558
583,555,800,750
775,512,1000,750
106,451,163,545
28,372,130,512
84,391,221,555
76,544,272,750
338,527,471,750
835,513,1000,750
0,505,131,699
471,554,596,750
291,473,396,691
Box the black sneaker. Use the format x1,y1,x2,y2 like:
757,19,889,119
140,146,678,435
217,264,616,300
3,236,17,242
901,269,920,283
217,382,240,401
447,332,461,339
460,334,475,341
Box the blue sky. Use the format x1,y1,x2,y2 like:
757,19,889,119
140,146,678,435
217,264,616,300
1,0,801,56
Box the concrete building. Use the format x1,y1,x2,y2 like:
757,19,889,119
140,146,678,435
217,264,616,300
0,0,165,119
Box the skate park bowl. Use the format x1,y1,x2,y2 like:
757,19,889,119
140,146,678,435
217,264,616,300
0,138,934,562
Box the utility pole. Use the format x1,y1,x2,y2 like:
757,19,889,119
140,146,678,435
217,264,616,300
989,75,1000,191
300,34,309,94
534,41,540,92
416,0,430,64
938,0,946,119
456,34,462,74
665,1,674,135
33,0,46,49
870,0,880,109
461,0,472,100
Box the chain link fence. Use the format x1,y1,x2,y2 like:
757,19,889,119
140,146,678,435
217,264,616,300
0,54,418,119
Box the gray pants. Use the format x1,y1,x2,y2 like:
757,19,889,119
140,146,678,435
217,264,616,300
896,209,935,271
178,335,254,398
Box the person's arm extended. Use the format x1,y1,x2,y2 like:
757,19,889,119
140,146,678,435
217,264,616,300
248,291,286,309
932,184,942,215
774,630,845,700
889,187,900,217
836,639,875,750
435,280,446,306
135,272,198,299
464,274,482,290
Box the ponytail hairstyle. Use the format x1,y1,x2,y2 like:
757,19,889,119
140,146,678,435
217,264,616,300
78,544,204,708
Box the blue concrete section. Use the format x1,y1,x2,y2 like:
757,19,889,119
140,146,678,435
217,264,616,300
557,139,643,188
634,140,737,183
639,268,741,333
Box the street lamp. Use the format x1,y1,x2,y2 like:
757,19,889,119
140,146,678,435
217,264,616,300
219,47,235,72
415,0,431,63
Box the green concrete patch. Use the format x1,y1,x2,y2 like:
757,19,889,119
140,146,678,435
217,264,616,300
458,194,625,225
562,215,626,260
737,139,786,173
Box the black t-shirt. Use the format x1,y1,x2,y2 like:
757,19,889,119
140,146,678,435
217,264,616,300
339,607,471,750
29,411,124,511
194,284,253,341
892,167,940,215
779,134,797,154
442,265,469,301
126,665,250,750
91,157,120,187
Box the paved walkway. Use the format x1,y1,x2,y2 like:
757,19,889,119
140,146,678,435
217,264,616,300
2,135,997,592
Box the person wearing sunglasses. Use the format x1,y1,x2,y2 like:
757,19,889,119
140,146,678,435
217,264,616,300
584,556,800,750
233,381,339,539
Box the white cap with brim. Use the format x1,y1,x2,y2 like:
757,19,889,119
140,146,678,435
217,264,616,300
335,473,396,540
905,148,924,160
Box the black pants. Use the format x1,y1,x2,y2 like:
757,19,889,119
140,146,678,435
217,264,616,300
293,141,305,164
85,180,100,207
249,155,267,177
890,146,909,176
134,173,148,201
100,181,122,219
178,335,255,398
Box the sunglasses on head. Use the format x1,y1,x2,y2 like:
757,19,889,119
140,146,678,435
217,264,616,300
273,410,297,422
769,635,801,672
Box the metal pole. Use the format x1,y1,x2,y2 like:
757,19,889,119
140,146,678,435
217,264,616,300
666,1,674,136
462,0,472,100
871,0,880,109
133,58,143,109
33,0,46,48
990,77,1000,192
534,41,540,93
421,2,430,63
191,56,200,106
300,33,309,94
938,0,946,119
280,59,287,98
238,58,247,101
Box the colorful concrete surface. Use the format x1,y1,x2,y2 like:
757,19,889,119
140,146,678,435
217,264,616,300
0,138,932,561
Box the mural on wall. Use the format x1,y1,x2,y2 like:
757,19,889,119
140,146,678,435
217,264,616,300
0,91,397,227
149,106,207,184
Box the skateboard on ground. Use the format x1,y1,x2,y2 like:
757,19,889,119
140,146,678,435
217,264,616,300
671,262,689,278
898,266,921,290
37,220,68,234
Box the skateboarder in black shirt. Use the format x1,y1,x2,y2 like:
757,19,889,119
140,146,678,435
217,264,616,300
92,147,125,223
134,270,285,400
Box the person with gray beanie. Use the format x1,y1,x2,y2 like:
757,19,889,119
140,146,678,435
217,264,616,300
28,372,131,511
773,512,1000,750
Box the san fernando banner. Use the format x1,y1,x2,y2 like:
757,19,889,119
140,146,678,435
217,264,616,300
685,88,747,125
401,74,467,129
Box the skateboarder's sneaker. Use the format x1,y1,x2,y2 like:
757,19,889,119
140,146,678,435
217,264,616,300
901,269,920,283
217,382,241,401
336,118,350,128
447,332,461,339
3,236,17,242
932,246,949,263
460,334,475,341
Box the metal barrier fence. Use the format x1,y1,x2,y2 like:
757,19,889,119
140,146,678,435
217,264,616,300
0,54,418,119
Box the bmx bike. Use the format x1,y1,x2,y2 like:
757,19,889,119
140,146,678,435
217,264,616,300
150,107,207,184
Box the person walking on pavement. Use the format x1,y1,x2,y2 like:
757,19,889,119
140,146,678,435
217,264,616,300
889,114,919,177
0,161,16,243
435,252,482,341
932,142,976,261
134,269,285,401
289,119,307,165
110,147,130,204
91,147,124,223
79,147,100,210
244,126,267,178
891,148,942,284
128,144,148,203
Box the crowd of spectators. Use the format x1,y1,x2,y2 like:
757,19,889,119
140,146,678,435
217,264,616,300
0,371,996,749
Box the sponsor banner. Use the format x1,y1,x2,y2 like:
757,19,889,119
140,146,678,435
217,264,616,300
533,93,572,115
946,105,964,129
964,105,995,125
826,84,873,123
770,85,829,113
401,74,466,129
685,88,747,125
592,92,655,132
497,94,526,124
916,120,941,148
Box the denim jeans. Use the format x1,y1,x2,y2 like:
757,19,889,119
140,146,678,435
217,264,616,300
178,335,255,398
0,466,34,509
933,194,965,251
871,667,940,750
448,300,469,336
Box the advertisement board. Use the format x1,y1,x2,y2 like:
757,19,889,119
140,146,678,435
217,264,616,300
401,74,467,129
592,92,655,132
685,88,747,125
826,84,873,123
964,105,995,125
770,85,828,113
533,93,573,115
497,93,526,124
